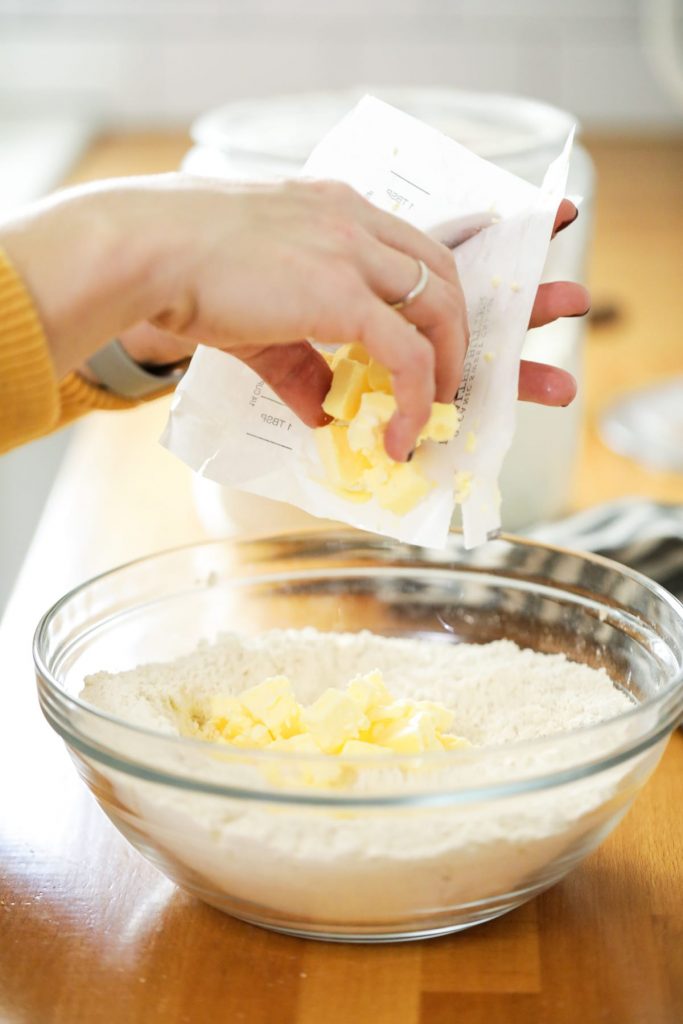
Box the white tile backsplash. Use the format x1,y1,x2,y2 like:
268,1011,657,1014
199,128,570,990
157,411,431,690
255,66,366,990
0,0,680,128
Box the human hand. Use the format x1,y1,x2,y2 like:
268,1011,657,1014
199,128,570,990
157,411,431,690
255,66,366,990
1,176,587,462
122,189,587,459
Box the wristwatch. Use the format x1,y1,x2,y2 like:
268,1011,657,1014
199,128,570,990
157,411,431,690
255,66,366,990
86,339,188,399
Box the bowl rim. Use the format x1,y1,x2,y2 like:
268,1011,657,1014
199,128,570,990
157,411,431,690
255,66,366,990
33,530,683,802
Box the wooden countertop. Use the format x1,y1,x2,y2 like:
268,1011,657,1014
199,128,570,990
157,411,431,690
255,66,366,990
1,132,682,1024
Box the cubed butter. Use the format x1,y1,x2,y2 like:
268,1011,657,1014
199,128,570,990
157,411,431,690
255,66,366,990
375,462,433,516
330,342,370,368
347,669,392,714
302,688,369,753
419,402,460,443
371,709,442,754
315,424,370,490
198,669,470,781
367,359,393,393
238,675,300,739
347,392,396,453
322,358,369,421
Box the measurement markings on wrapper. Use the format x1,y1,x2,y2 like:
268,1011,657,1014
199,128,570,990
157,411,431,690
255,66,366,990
367,168,432,214
246,379,294,451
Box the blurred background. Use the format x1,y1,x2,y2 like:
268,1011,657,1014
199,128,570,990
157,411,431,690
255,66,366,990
1,0,682,612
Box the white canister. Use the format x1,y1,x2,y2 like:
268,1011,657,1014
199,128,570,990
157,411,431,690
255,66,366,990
183,88,595,536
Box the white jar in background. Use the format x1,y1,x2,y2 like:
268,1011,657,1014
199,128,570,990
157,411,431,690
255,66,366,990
184,88,595,537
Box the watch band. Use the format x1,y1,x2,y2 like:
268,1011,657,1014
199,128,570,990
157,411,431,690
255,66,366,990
86,339,187,399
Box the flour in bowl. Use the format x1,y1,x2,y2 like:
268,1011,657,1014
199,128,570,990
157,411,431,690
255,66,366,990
79,630,655,933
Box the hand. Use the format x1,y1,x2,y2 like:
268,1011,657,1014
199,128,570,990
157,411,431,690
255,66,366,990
122,192,588,456
1,177,587,462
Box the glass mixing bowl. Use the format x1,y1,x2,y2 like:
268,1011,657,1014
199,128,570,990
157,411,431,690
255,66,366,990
34,531,683,943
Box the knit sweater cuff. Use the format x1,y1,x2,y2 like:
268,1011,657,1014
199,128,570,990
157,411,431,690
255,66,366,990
0,248,59,453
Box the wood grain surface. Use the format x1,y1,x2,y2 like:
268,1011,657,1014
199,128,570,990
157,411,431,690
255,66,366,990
0,133,682,1024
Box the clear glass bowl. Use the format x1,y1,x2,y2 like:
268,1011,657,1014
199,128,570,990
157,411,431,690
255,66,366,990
34,531,683,943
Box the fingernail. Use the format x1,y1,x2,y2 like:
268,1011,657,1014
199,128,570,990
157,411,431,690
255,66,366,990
556,208,579,234
568,306,591,318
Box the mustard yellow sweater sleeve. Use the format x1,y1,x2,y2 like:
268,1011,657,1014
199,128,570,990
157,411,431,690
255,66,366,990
0,247,148,456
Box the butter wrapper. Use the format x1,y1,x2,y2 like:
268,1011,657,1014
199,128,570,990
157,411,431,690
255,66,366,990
161,95,572,548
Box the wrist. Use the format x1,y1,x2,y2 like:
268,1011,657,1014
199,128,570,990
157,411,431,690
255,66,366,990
0,180,172,378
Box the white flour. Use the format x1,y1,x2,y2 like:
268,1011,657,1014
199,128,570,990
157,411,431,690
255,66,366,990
80,630,657,931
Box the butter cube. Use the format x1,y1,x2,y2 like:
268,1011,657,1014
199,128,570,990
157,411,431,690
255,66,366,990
322,359,369,421
315,424,370,490
375,462,433,516
330,342,370,368
366,698,415,724
347,392,396,452
229,722,273,748
347,669,392,714
419,402,460,443
302,688,369,753
238,676,300,739
367,359,393,393
269,733,320,754
268,734,343,787
373,709,441,754
360,460,392,491
415,700,455,732
209,695,257,740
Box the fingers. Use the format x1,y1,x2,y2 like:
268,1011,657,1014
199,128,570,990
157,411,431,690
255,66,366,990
352,299,436,461
518,360,577,406
529,281,590,328
238,341,332,428
238,303,436,462
552,199,578,237
364,202,462,287
355,233,467,403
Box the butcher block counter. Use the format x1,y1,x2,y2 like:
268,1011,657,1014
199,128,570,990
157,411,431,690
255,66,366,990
0,133,682,1024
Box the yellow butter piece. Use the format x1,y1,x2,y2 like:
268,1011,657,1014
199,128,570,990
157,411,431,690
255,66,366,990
315,424,370,490
302,688,369,753
367,359,393,393
330,343,370,369
415,700,455,732
269,733,320,754
374,462,433,516
419,402,460,443
322,358,369,421
372,709,442,754
365,698,415,724
317,350,462,516
238,675,300,739
200,669,470,784
209,695,257,740
228,722,274,748
268,733,343,787
347,392,396,453
347,669,392,714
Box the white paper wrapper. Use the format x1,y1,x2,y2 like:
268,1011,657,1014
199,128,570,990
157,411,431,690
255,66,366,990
161,95,573,549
